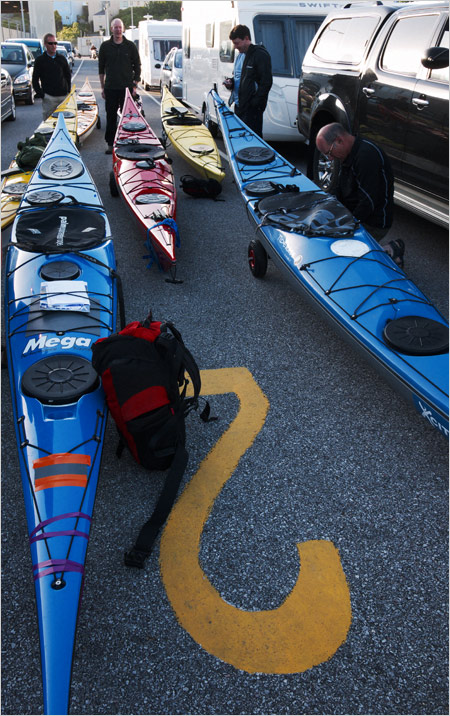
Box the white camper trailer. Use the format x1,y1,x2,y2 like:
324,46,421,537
139,18,182,89
125,27,139,50
181,0,344,141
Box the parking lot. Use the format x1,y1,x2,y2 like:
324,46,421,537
1,59,448,715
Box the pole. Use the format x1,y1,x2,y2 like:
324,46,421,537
104,1,110,34
19,0,25,34
130,1,133,29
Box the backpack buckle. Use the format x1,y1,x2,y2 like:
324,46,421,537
124,547,150,568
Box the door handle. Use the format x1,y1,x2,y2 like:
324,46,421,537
412,97,429,109
362,87,375,97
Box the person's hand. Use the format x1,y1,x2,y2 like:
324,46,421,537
101,89,105,99
34,90,44,99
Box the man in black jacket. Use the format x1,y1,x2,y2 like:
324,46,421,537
227,24,272,138
316,123,404,265
98,18,141,154
32,33,72,120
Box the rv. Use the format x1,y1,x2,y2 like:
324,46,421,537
181,0,344,141
139,18,182,89
125,26,140,51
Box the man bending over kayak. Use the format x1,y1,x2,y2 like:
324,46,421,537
316,123,404,267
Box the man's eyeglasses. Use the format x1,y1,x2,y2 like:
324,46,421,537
324,141,335,158
46,41,57,45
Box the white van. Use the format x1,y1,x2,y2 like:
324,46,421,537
181,0,345,141
124,27,139,51
139,18,182,89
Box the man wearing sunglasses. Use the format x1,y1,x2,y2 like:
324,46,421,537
32,33,72,120
316,123,404,267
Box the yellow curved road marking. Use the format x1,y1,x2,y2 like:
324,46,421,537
160,367,352,673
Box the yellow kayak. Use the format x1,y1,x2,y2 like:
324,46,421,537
35,85,78,139
160,86,225,183
77,78,100,143
1,168,32,229
1,88,77,230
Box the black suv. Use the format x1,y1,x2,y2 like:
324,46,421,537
298,1,449,228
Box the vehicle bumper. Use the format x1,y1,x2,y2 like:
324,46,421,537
13,84,32,100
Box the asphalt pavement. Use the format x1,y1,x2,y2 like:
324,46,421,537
1,59,448,716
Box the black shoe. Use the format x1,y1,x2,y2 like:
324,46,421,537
105,146,113,155
386,239,405,268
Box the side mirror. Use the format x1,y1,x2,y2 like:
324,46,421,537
421,46,449,70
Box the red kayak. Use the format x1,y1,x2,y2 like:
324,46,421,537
110,89,179,280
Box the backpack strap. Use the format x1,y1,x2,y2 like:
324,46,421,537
160,322,213,420
124,442,188,568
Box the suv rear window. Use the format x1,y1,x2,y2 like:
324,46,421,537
313,16,379,64
431,20,449,82
381,13,440,75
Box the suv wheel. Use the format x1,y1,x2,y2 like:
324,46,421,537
312,143,338,194
25,88,34,105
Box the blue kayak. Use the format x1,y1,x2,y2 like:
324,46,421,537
211,91,448,439
4,113,120,714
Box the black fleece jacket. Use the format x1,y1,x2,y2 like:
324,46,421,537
32,52,71,97
237,43,272,114
98,36,141,90
335,137,394,230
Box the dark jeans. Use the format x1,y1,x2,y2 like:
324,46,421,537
104,87,129,146
235,104,264,138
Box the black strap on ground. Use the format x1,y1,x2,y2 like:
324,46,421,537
124,443,188,568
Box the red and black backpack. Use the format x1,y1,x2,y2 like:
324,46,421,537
91,311,212,568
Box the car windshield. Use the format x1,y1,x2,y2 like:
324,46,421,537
56,47,68,56
2,45,25,63
10,40,41,58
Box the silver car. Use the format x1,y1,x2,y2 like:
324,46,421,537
56,45,72,73
1,68,16,122
57,40,75,69
160,47,183,98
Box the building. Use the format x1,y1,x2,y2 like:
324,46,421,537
1,0,54,38
54,0,84,26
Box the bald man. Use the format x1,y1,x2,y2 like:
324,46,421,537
98,18,141,153
316,123,404,265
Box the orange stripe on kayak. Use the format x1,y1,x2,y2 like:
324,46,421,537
33,453,91,468
35,475,88,492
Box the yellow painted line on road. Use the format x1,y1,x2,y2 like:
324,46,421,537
160,367,352,674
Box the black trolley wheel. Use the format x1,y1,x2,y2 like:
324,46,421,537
109,170,119,197
248,239,268,278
